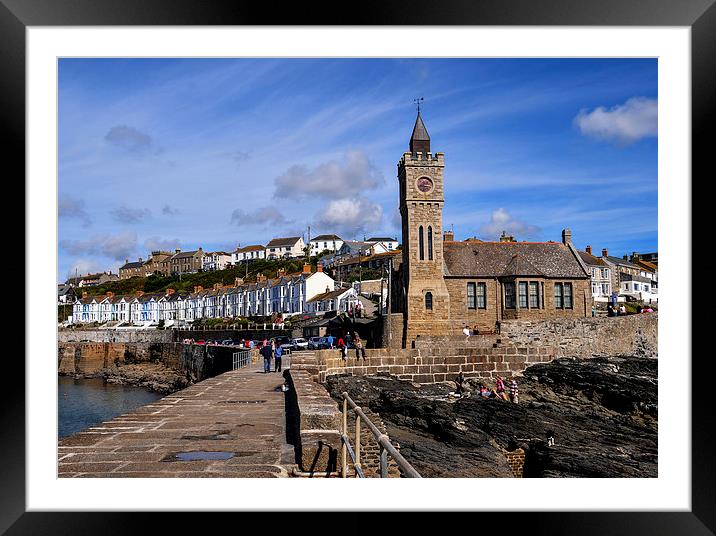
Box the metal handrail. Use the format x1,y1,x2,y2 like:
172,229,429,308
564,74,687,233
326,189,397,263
340,391,421,478
232,350,251,370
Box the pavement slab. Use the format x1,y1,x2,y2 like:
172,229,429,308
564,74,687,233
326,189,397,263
58,364,296,478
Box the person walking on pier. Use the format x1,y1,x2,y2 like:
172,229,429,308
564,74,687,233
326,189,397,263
260,342,273,373
274,344,283,372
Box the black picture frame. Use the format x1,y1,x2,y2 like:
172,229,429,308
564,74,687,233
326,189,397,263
3,0,709,533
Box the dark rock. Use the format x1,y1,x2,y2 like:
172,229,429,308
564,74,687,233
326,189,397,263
325,356,657,478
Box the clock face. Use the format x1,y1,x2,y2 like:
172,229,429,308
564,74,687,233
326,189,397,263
416,177,434,193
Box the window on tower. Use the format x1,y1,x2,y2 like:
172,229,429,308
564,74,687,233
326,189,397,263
428,226,433,260
418,226,425,260
425,292,433,310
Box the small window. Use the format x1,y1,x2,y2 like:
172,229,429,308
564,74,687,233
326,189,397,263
529,282,539,308
477,283,486,309
554,283,563,308
504,282,515,309
564,283,573,309
518,282,528,308
425,292,433,310
467,283,476,309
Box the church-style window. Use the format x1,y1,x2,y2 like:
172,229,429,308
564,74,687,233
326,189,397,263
425,292,433,310
418,226,425,260
518,282,528,308
428,226,433,260
504,282,515,309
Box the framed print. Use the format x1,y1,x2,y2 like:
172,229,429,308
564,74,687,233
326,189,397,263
3,0,711,532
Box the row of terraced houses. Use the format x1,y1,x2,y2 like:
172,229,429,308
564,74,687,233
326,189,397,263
116,235,399,280
71,263,361,325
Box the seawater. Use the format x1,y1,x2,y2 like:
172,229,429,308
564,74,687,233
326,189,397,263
58,376,163,439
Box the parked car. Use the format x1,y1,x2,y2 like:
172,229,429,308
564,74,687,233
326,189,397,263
308,336,330,350
221,339,234,346
195,340,206,345
292,338,309,350
273,336,293,350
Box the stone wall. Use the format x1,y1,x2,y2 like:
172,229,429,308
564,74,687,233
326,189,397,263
58,341,240,382
284,369,341,474
291,342,555,385
58,329,174,343
499,313,657,358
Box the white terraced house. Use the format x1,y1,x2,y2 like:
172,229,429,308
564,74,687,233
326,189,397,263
202,251,232,272
265,236,305,260
232,244,266,264
308,234,344,256
70,264,341,325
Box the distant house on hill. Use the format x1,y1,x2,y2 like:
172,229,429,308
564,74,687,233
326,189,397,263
66,271,118,287
367,236,399,251
265,236,305,259
232,244,266,264
168,248,204,275
202,251,232,272
119,258,146,280
308,234,343,256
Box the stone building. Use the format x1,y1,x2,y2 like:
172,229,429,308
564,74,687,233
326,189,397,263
392,111,592,347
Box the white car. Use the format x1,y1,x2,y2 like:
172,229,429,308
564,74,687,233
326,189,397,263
292,338,309,350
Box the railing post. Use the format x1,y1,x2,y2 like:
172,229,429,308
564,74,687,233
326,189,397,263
342,396,348,478
355,408,361,477
379,444,388,478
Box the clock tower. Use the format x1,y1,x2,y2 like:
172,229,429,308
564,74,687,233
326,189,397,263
397,110,451,344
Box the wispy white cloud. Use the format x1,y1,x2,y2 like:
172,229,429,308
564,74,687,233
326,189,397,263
230,206,292,227
59,196,91,227
478,208,540,240
574,97,657,144
111,205,151,223
144,236,181,251
273,150,384,199
61,232,138,261
316,197,383,237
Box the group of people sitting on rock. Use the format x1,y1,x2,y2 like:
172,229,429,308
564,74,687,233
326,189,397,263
455,371,519,403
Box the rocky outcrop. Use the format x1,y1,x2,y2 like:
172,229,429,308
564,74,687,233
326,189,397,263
100,363,191,394
324,356,657,478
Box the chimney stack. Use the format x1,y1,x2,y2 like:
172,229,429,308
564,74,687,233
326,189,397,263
82,291,88,298
256,273,266,283
175,248,181,254
632,251,639,261
234,277,244,286
602,248,608,257
135,291,144,297
302,263,312,274
561,228,572,246
166,288,175,296
499,231,515,243
316,263,323,273
106,291,114,298
443,230,454,242
623,255,628,261
585,245,592,255
213,283,221,290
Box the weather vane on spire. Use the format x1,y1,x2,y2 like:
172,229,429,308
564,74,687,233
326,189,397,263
414,97,424,113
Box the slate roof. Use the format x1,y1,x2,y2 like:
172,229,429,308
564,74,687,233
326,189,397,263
120,261,144,270
266,237,301,248
410,112,430,153
236,244,265,252
443,241,588,278
604,255,640,268
171,250,201,259
367,237,397,242
578,251,609,267
307,288,352,303
311,234,342,241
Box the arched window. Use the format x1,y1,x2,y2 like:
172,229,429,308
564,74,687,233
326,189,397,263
418,226,425,260
428,226,433,260
425,292,433,310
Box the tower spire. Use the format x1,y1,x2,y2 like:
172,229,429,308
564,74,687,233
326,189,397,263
410,98,430,154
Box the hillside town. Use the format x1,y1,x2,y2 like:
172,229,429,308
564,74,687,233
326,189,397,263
59,225,657,329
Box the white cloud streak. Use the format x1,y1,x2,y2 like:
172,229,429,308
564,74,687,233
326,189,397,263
574,97,657,144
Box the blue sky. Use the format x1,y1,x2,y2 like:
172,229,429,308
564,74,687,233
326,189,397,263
58,58,657,280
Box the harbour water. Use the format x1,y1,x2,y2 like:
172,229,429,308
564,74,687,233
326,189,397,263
58,376,163,439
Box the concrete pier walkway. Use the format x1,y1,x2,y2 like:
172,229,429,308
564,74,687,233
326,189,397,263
58,362,295,477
